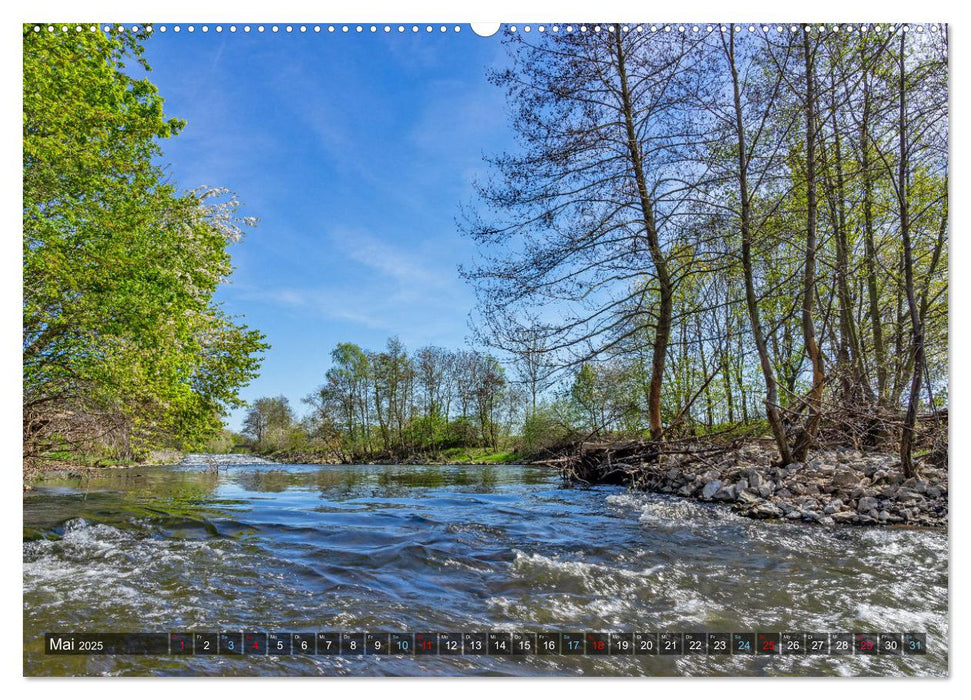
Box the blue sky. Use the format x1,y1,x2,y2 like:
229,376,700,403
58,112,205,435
137,28,515,430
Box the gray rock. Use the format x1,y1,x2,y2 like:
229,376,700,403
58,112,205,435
736,489,760,506
748,471,765,491
818,516,836,527
701,480,722,500
749,502,784,519
713,484,737,501
832,511,858,523
833,469,860,488
857,496,879,513
823,499,843,515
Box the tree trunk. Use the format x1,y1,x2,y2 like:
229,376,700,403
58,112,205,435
860,72,888,403
897,30,922,480
793,29,826,462
726,27,793,465
613,25,673,442
827,79,868,403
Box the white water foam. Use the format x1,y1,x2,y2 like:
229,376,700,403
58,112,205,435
511,549,663,586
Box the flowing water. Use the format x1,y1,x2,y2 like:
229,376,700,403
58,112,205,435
23,462,948,676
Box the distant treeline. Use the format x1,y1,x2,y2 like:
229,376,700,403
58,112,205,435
240,339,542,460
238,336,766,461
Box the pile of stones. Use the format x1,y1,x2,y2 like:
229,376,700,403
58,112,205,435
628,445,947,528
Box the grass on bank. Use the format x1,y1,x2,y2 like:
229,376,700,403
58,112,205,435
434,447,525,464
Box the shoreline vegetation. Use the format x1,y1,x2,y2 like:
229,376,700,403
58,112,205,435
28,419,947,530
23,28,266,482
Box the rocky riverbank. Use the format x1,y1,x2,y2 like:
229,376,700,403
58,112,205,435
552,442,947,528
179,453,279,467
248,450,341,465
247,448,522,466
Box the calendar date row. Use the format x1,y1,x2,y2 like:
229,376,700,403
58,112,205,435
46,631,926,656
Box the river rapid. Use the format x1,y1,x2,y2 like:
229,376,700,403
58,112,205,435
23,462,948,676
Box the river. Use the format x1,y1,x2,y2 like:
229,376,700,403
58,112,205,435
23,462,948,676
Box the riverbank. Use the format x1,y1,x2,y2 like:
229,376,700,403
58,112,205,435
24,446,527,486
25,442,947,529
23,448,186,488
256,446,526,467
546,440,947,528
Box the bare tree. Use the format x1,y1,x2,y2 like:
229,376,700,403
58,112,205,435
464,25,707,443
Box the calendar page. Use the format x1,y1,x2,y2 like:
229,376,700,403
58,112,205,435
21,16,948,680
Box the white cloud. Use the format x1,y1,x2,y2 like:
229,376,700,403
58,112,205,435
228,284,387,329
329,228,447,292
224,227,473,340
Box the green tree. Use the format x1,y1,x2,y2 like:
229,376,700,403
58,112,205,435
23,26,266,468
242,396,294,447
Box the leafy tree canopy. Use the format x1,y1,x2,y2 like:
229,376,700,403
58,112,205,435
23,25,268,466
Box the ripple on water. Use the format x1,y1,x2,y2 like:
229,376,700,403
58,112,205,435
23,464,948,677
510,549,664,594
